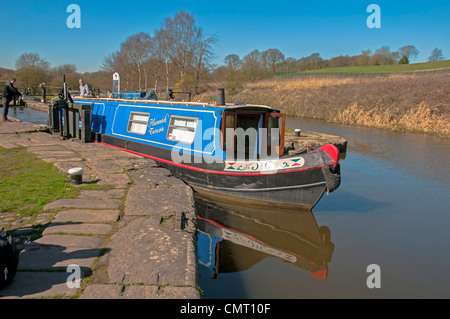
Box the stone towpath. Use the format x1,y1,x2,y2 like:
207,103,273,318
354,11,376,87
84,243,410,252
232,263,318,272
0,120,199,299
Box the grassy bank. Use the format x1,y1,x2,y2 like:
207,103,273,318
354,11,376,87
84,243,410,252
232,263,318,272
277,60,450,75
199,70,450,138
0,147,77,218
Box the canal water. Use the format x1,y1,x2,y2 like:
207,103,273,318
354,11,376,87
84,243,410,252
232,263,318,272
12,107,450,298
7,105,49,125
196,117,450,299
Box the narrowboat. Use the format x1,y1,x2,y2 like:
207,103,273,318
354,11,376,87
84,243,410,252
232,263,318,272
72,89,340,210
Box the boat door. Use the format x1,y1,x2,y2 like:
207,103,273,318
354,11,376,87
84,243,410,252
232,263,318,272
221,110,286,160
266,112,286,156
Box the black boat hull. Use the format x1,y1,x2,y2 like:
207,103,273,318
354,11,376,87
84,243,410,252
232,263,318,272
99,134,338,210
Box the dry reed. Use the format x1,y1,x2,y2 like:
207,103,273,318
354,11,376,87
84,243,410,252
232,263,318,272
198,71,450,138
336,102,449,137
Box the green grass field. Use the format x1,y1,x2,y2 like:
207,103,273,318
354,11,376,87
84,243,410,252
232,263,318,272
277,60,450,75
0,147,78,217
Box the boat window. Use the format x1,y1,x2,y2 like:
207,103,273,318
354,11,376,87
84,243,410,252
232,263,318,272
167,116,198,144
127,112,150,135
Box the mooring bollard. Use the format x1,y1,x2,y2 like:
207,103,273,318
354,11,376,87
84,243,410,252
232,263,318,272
295,129,301,137
68,167,84,185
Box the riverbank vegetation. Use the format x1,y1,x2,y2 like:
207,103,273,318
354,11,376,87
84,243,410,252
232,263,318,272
198,70,450,138
288,59,450,75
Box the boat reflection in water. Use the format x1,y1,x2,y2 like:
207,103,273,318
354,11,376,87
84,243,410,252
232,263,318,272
195,195,335,281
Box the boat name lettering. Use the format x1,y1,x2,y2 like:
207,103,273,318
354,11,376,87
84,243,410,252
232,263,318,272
149,113,169,127
149,127,164,135
148,114,169,135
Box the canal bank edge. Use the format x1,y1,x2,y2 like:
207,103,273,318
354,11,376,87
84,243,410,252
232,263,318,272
0,120,200,299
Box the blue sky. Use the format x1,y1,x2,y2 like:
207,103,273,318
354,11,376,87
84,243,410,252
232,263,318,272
1,0,449,73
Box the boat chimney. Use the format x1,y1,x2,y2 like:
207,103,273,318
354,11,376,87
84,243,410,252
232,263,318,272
217,88,225,106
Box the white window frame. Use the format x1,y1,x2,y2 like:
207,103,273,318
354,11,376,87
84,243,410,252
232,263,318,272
127,112,150,135
166,115,199,145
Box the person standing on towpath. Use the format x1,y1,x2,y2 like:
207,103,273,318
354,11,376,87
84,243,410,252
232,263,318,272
2,78,22,122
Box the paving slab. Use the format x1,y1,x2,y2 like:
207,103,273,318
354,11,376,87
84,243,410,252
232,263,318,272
36,151,78,158
110,157,157,171
95,173,132,188
106,216,197,287
23,133,61,145
79,284,124,299
43,198,121,211
85,159,124,174
18,245,104,270
0,271,81,299
128,167,187,188
76,149,136,160
122,285,200,299
125,184,195,216
42,223,114,236
27,145,68,153
51,209,121,223
34,234,105,249
76,189,126,199
41,156,83,163
0,121,48,135
80,284,200,299
0,141,22,149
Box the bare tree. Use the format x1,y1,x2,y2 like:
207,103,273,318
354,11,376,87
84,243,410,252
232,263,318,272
160,11,203,79
297,53,323,70
428,48,444,62
101,33,154,91
50,64,79,89
399,45,419,61
242,50,264,80
14,53,50,94
100,10,216,95
145,31,166,92
120,32,152,90
371,46,399,65
15,52,49,70
262,49,285,73
223,54,242,94
278,57,298,73
357,49,372,66
224,54,241,72
101,52,119,73
190,34,216,94
101,50,134,90
156,10,216,94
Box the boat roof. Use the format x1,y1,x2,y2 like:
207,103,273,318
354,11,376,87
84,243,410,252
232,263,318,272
72,96,277,112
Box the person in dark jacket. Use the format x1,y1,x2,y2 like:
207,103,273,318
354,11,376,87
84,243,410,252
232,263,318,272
2,78,22,121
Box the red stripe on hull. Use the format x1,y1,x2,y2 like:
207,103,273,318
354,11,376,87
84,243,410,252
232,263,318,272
99,141,335,177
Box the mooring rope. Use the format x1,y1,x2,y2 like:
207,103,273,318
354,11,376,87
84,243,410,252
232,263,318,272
318,151,341,194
